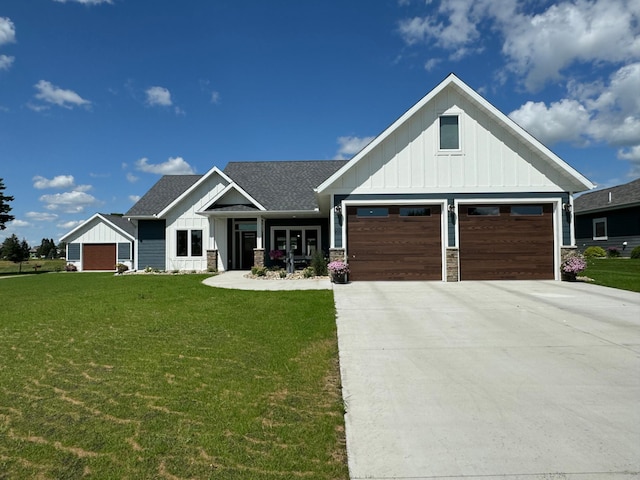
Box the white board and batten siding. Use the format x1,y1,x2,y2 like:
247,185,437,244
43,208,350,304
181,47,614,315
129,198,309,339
164,172,229,271
333,86,569,195
70,219,132,244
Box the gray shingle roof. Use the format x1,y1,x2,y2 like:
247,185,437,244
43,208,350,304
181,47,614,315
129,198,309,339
574,177,640,213
223,160,347,210
101,213,136,237
125,175,202,216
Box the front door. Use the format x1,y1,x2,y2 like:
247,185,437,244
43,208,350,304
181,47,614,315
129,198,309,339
241,231,256,270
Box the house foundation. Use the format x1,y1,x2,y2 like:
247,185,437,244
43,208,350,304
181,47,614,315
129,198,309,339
206,249,218,272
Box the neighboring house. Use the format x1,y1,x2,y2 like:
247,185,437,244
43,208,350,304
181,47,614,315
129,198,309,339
64,74,594,280
60,213,135,271
574,177,640,257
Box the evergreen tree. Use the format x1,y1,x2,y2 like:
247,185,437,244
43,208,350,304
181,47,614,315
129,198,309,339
2,234,30,272
0,178,15,230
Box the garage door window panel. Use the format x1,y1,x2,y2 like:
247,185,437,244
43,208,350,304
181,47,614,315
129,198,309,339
511,205,543,216
357,207,389,217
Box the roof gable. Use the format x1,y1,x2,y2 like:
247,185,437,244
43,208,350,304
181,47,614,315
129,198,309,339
60,213,135,242
316,73,594,194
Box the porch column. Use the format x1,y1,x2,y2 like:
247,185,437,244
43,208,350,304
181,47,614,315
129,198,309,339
256,216,263,249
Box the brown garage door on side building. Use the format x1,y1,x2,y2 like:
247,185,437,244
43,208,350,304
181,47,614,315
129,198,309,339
83,244,116,271
346,205,442,281
458,204,554,280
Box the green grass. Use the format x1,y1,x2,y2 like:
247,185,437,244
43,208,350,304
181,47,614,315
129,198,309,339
582,258,640,292
0,273,347,479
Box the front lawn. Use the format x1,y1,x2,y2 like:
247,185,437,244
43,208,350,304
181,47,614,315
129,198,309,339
583,258,640,292
0,273,348,479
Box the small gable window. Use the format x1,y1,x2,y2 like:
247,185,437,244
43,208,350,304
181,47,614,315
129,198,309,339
439,115,460,150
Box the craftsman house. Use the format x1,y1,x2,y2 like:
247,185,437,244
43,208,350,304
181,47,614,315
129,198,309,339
63,74,594,280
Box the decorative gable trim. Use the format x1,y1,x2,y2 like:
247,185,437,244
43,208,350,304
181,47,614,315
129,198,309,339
198,182,266,213
156,166,237,218
316,73,594,194
60,213,135,242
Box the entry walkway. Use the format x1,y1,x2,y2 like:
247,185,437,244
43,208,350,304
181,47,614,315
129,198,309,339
202,270,332,291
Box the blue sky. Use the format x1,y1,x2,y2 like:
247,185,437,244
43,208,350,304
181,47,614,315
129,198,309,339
1,0,639,246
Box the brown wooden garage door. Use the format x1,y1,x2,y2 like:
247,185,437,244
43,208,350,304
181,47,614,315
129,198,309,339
459,204,554,280
83,244,116,271
346,205,442,281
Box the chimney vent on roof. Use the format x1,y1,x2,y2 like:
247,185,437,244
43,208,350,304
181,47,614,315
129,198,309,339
608,192,612,203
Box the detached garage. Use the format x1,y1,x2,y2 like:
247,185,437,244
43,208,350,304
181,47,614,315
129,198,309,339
60,213,135,272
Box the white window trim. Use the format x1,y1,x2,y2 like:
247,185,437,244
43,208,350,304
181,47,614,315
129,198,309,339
592,217,608,240
270,225,322,258
437,111,463,154
176,228,203,257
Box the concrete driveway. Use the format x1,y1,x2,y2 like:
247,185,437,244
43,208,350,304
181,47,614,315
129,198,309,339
333,280,640,480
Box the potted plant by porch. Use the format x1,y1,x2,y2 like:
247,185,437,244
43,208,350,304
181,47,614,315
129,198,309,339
328,260,349,284
561,254,586,281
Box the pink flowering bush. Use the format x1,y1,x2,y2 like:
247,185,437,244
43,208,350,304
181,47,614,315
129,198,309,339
269,249,284,261
562,255,587,275
327,261,349,276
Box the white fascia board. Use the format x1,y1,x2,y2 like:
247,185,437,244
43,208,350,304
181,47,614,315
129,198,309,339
157,166,241,218
316,74,458,194
59,212,101,242
59,213,134,242
448,77,595,192
198,182,266,214
316,73,595,194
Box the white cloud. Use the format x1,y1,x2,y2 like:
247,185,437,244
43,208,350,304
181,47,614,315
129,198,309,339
135,156,195,175
509,99,591,146
58,220,83,230
0,55,14,70
40,191,100,213
0,17,16,46
335,136,375,160
33,80,91,109
26,211,58,221
211,91,220,104
126,172,139,183
129,195,141,203
53,0,113,4
502,0,640,91
510,63,640,176
145,86,172,107
33,175,76,190
398,0,640,91
9,219,30,227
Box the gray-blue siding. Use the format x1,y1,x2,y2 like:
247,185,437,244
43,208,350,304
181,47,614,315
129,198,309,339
138,220,166,270
333,192,572,248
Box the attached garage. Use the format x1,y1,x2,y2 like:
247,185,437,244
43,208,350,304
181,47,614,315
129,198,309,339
82,243,116,271
458,204,554,280
346,205,442,281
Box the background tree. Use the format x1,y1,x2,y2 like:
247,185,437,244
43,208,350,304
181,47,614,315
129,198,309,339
0,178,15,230
2,234,30,272
37,238,58,259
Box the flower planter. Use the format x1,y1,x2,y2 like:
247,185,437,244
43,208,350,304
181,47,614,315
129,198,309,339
331,272,348,284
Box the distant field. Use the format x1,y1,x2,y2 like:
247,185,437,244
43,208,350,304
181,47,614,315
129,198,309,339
0,273,348,479
583,258,640,292
0,258,67,274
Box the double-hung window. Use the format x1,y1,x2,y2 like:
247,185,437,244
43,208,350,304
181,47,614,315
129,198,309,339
177,229,203,257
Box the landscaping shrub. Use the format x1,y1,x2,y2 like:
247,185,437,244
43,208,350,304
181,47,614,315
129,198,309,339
311,250,328,276
251,265,267,276
65,263,77,271
607,246,621,258
116,263,129,274
303,266,315,278
631,246,640,259
583,246,606,258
